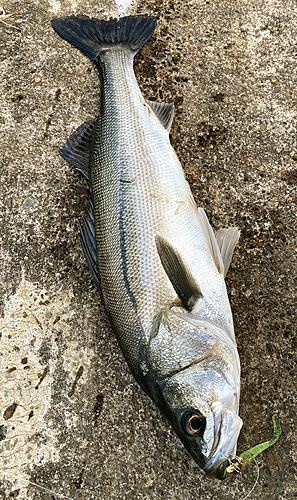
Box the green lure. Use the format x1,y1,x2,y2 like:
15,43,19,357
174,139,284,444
226,415,281,474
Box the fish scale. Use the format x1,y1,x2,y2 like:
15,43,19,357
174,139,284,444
51,14,243,479
93,48,232,342
92,49,187,334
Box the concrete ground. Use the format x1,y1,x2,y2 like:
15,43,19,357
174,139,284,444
0,0,296,499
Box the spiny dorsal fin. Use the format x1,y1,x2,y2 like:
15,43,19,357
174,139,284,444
78,200,101,294
155,235,202,311
146,100,175,132
60,119,96,180
216,227,240,277
197,208,225,276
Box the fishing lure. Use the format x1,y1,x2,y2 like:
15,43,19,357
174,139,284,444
226,415,281,474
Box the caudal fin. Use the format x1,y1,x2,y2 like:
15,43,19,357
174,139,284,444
51,15,157,61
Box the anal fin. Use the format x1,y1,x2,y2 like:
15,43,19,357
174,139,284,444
60,119,96,180
146,100,175,132
156,235,202,311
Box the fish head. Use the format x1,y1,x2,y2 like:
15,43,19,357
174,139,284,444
147,308,242,479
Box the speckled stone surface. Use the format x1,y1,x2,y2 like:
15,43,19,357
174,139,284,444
0,1,296,499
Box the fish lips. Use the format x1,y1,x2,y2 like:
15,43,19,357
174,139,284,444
203,408,243,479
189,446,228,480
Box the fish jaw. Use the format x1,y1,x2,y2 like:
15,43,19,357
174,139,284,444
203,407,243,478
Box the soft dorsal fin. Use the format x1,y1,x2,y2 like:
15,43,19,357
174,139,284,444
146,100,175,132
60,119,96,180
216,227,240,277
155,235,202,311
197,208,225,276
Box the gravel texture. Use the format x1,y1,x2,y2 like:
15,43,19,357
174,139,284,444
0,1,296,499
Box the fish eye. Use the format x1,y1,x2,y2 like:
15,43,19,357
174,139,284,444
182,411,206,436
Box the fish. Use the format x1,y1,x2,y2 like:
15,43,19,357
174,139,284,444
51,14,242,479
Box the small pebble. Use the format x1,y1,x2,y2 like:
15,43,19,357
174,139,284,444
20,197,35,212
262,467,272,478
34,76,42,83
246,290,252,297
293,154,297,161
260,123,267,131
68,67,74,74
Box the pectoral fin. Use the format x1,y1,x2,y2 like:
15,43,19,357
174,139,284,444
155,236,202,310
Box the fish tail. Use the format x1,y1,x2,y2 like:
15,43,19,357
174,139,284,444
51,15,157,61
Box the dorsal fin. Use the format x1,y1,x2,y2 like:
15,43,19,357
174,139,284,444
197,208,225,275
78,200,101,294
146,100,175,132
155,235,202,311
60,119,96,180
216,227,240,277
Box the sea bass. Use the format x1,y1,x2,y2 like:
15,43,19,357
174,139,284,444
51,15,242,479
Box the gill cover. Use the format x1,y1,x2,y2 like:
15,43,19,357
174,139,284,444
147,308,240,382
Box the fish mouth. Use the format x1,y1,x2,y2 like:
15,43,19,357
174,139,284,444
203,408,243,480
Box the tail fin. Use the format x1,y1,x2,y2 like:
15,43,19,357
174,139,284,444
51,15,157,61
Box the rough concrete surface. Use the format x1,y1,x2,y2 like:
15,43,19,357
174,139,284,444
0,0,296,499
